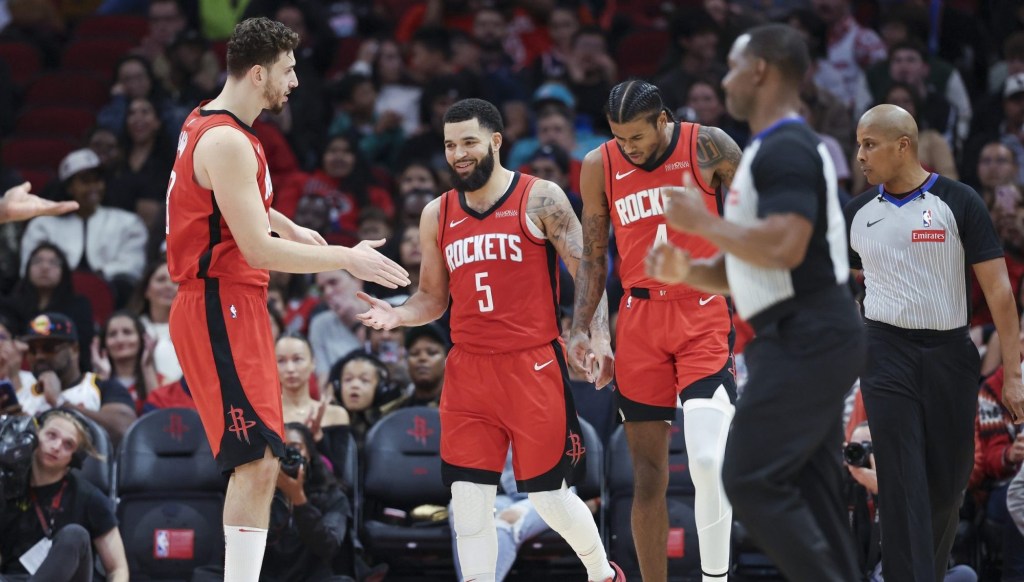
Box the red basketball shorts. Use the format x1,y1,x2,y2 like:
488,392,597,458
169,279,284,474
440,340,586,493
615,288,735,422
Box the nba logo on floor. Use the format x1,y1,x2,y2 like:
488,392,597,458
922,209,932,228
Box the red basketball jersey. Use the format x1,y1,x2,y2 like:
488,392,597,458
166,103,274,287
603,122,721,291
437,172,560,354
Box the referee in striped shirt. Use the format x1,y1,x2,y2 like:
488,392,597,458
845,104,1024,582
648,24,864,581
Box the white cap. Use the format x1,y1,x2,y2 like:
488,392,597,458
58,148,102,182
1004,73,1024,99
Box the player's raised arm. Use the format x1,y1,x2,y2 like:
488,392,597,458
197,126,409,288
357,196,450,330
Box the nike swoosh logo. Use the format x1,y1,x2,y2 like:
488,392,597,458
615,169,637,180
866,218,885,227
534,360,554,371
698,295,717,306
449,217,469,228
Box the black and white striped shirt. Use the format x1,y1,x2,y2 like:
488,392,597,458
845,174,1002,330
724,119,850,327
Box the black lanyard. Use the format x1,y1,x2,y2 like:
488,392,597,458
31,480,68,539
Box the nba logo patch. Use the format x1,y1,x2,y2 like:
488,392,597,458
922,209,932,228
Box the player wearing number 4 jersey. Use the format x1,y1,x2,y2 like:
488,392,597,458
357,98,624,582
164,17,408,582
570,80,741,582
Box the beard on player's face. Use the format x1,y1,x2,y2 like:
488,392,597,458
448,146,496,192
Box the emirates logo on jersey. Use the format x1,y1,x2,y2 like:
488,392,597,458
911,230,945,242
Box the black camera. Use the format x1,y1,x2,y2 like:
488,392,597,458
0,415,38,500
843,441,873,468
279,445,306,479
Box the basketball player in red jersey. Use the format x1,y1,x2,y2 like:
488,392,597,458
569,80,743,582
357,98,624,582
164,18,409,582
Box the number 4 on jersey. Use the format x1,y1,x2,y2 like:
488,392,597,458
654,223,668,246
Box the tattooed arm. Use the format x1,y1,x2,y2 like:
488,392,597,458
526,178,610,342
695,125,743,190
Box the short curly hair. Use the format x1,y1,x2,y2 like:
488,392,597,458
226,17,300,78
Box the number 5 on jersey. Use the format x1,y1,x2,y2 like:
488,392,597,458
476,272,494,313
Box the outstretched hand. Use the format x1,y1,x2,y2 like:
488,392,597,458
0,182,79,224
355,291,403,330
347,239,411,289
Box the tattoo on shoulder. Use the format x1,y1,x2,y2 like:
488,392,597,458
696,126,743,187
527,180,582,258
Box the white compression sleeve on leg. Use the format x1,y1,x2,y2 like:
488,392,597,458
682,385,735,580
529,486,614,581
451,481,499,582
224,525,268,582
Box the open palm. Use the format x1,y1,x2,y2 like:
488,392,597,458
355,292,402,330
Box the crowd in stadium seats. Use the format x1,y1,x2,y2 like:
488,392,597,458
2,0,1024,579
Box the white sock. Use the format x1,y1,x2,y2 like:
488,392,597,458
529,486,614,581
223,524,268,582
451,481,499,582
682,386,735,581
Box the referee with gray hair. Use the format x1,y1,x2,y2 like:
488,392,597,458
845,103,1024,582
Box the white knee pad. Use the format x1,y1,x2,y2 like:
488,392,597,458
451,481,498,539
528,486,576,532
682,385,735,479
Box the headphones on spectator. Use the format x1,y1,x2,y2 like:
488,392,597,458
329,350,400,407
35,408,98,470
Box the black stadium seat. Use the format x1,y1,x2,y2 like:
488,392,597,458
360,406,452,574
114,408,227,581
74,413,113,496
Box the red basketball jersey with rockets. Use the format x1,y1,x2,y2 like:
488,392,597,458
166,103,274,287
437,172,560,354
602,122,721,291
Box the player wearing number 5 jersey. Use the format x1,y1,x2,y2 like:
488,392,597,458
357,98,624,582
569,80,742,582
164,17,408,582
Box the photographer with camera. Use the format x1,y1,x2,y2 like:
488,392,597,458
845,422,978,582
0,410,128,582
15,314,136,445
193,422,354,582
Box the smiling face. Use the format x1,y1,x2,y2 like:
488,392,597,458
444,118,499,192
127,98,161,144
145,263,178,312
104,315,141,362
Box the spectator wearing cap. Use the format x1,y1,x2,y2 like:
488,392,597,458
505,85,604,176
15,313,136,444
963,73,1024,189
391,323,448,410
20,149,148,292
527,144,582,216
